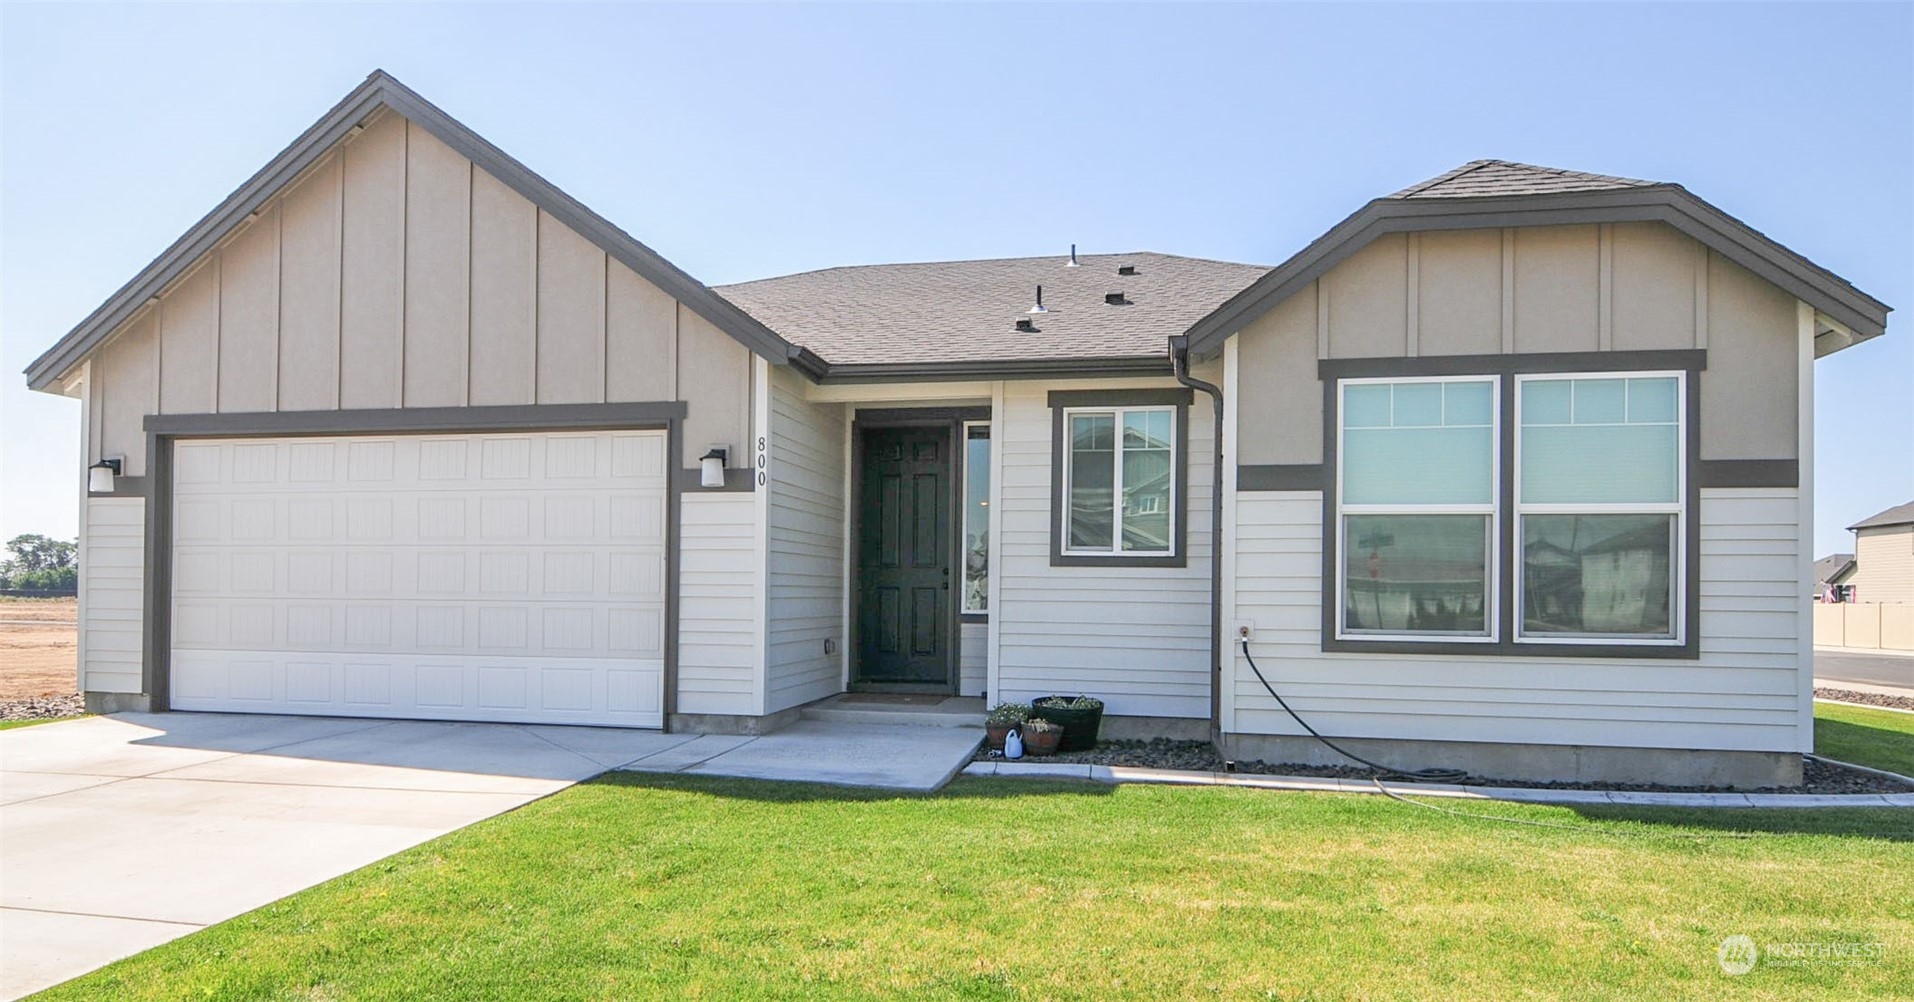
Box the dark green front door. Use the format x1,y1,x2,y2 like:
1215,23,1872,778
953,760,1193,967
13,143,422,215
855,426,953,687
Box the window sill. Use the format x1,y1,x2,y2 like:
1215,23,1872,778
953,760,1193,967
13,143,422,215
1051,553,1187,569
1319,637,1698,660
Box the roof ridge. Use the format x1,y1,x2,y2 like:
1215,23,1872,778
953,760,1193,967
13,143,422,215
1392,159,1499,198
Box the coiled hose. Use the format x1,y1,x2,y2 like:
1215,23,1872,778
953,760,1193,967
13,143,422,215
1238,636,1468,785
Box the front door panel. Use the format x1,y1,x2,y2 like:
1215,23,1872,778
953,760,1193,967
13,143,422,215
856,427,952,686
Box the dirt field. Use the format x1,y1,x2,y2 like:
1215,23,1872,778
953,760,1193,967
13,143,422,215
1,597,79,699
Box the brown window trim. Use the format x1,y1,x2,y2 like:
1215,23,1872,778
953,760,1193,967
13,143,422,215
1319,350,1705,660
1048,388,1192,568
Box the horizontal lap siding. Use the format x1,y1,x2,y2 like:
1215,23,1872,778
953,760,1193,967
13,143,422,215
677,494,760,715
765,370,846,713
995,380,1213,718
1226,488,1802,751
960,622,986,696
81,499,145,694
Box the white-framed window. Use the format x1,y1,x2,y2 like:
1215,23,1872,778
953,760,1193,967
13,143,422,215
1061,405,1177,556
1515,372,1684,644
1335,376,1499,640
962,421,990,614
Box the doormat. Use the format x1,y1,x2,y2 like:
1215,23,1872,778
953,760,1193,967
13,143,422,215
839,693,948,706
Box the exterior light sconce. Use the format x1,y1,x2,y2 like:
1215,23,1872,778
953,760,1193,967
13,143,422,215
699,447,729,489
88,457,122,494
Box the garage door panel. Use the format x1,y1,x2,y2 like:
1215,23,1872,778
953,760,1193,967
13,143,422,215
170,431,667,727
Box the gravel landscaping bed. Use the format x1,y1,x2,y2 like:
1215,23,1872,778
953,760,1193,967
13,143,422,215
1816,687,1914,712
977,738,1913,795
2,693,85,721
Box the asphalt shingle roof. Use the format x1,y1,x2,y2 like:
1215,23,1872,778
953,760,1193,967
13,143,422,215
1814,553,1856,585
1849,501,1914,531
1390,159,1661,199
716,252,1269,367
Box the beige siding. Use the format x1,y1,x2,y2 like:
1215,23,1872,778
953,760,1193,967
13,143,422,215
677,493,762,716
993,374,1217,719
338,110,406,409
468,169,538,406
1234,221,1802,466
216,207,279,412
277,157,343,411
79,498,145,695
535,209,608,404
157,263,218,415
764,368,847,712
97,314,157,476
402,122,471,408
1852,525,1914,604
83,107,755,475
1224,489,1803,752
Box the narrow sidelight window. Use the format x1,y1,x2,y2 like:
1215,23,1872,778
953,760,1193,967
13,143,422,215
962,422,990,613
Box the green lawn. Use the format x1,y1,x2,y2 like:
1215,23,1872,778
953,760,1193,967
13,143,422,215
38,774,1912,1001
0,715,84,731
1816,700,1914,777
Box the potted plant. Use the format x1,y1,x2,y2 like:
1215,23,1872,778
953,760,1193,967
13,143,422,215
984,702,1030,752
1020,717,1064,757
1030,695,1104,752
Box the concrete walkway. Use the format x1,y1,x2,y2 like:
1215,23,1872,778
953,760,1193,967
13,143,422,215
619,719,983,790
0,712,699,1001
963,761,1914,808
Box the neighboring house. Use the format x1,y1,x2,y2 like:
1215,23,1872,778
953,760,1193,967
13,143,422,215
25,72,1893,787
1844,501,1914,603
1814,552,1856,602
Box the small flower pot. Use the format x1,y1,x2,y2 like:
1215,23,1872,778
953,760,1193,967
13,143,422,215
1022,726,1063,757
1031,696,1103,752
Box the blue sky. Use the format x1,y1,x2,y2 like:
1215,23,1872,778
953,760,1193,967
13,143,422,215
2,2,1909,557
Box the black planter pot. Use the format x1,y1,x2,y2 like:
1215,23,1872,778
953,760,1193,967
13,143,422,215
1030,696,1103,752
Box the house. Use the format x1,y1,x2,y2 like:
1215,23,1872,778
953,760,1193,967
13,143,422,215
25,72,1892,787
1843,501,1914,603
1813,552,1856,602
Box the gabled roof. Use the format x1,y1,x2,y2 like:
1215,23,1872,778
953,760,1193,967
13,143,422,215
24,70,797,393
1182,159,1891,359
1814,553,1856,586
1390,159,1659,199
1848,501,1914,531
717,252,1267,380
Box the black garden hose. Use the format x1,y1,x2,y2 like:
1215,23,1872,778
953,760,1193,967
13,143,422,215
1238,636,1469,785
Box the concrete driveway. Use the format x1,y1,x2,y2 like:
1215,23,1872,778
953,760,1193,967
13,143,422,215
0,712,698,1000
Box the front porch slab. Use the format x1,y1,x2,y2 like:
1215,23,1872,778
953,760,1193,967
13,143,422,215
620,720,982,791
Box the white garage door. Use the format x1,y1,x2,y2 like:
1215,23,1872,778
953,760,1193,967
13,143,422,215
168,430,668,727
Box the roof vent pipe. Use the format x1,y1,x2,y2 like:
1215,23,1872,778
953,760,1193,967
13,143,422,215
1028,285,1047,314
1066,244,1080,267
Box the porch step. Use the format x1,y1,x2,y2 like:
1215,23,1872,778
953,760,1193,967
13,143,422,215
800,694,986,729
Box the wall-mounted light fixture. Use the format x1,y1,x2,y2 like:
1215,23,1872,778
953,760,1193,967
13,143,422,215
88,457,122,494
699,447,729,489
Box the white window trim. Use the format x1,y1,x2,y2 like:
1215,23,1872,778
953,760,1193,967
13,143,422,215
1512,370,1687,647
961,420,990,614
1060,404,1178,558
1334,375,1501,643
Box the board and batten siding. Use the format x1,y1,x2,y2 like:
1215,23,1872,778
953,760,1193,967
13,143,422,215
1224,488,1803,752
1234,222,1801,467
676,493,762,716
81,106,752,478
78,498,146,695
993,376,1216,719
764,367,848,713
